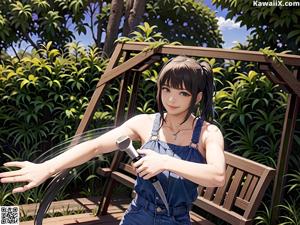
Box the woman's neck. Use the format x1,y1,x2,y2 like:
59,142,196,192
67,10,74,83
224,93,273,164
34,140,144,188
163,113,195,131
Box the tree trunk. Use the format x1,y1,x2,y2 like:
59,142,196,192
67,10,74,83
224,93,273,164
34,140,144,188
102,0,124,57
122,0,146,36
96,0,103,48
24,31,39,51
122,0,134,36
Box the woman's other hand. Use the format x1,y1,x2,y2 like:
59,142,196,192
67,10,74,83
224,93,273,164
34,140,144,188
0,161,53,193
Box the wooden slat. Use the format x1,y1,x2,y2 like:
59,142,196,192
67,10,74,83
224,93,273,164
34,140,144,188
260,64,286,84
114,50,131,126
225,152,268,176
239,174,253,199
260,65,290,93
20,198,131,225
198,186,205,196
223,169,244,210
268,58,300,97
19,197,102,218
97,49,156,87
246,169,276,218
203,187,217,201
213,165,235,205
235,197,250,211
244,176,258,201
98,179,118,216
20,198,233,225
131,55,161,72
22,212,123,225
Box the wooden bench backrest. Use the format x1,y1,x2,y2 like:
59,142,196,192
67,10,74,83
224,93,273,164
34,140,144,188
106,151,275,225
194,151,275,225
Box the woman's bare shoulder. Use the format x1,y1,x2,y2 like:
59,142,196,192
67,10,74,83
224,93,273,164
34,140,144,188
123,113,157,131
124,113,157,142
126,113,156,124
203,121,221,131
202,121,223,137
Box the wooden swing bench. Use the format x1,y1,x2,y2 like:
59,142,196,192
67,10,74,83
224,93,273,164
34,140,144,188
97,150,275,225
93,43,276,225
35,42,300,225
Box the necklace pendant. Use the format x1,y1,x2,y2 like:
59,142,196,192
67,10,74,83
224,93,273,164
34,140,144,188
172,130,180,140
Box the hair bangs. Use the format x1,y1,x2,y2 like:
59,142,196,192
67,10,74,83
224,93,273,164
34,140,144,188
159,66,195,93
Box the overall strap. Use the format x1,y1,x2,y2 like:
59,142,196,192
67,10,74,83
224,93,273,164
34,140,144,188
190,117,204,148
150,113,161,140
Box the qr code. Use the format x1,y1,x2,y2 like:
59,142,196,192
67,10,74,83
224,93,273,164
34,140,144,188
0,206,19,225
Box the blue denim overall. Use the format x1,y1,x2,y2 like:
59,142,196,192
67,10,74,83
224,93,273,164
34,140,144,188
120,113,206,225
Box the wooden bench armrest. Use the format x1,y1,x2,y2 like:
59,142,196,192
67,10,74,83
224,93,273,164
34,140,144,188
190,211,216,225
193,197,250,225
96,167,112,177
111,171,135,189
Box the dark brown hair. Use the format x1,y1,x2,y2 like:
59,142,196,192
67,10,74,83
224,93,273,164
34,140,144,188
156,56,214,123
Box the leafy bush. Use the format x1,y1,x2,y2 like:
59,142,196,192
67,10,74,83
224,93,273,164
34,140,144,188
0,41,114,205
279,199,300,225
214,62,287,167
0,42,109,157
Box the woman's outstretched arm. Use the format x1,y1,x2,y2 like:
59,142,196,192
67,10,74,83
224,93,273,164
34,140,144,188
0,115,143,193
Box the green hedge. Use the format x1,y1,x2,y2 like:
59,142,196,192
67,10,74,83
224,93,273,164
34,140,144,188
0,42,112,156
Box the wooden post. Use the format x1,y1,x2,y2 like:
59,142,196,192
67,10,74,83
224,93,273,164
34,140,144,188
271,70,300,224
127,71,140,118
76,43,124,135
97,52,131,216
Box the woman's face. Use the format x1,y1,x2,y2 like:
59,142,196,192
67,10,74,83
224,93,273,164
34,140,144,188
161,83,192,116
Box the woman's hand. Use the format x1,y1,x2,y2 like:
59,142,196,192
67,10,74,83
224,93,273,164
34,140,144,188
0,161,52,193
133,149,169,180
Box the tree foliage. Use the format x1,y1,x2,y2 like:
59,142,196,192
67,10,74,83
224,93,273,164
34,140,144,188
0,0,223,56
145,0,223,47
213,0,300,53
0,0,95,51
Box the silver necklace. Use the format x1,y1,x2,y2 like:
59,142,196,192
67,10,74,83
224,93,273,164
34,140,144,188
164,116,194,140
171,130,181,140
166,127,193,140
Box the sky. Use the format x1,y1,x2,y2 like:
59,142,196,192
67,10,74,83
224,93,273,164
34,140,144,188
203,0,251,48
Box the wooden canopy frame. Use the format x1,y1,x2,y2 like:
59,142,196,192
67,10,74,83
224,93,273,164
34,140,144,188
35,42,300,225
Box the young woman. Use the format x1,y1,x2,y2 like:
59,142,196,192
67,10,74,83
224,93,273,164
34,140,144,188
0,56,225,225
